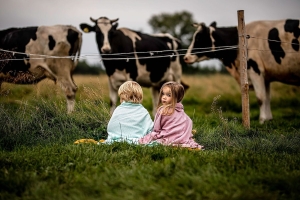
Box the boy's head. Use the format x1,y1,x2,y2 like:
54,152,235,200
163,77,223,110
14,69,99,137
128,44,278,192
118,81,143,103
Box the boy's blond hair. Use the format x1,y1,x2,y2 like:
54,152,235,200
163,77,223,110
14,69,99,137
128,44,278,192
118,81,143,103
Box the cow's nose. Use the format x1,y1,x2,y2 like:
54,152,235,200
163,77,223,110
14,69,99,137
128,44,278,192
101,48,111,54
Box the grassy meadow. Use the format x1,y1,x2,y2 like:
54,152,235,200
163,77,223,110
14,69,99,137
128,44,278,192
0,73,300,199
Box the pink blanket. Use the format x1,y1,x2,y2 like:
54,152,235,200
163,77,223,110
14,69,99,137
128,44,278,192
139,103,203,149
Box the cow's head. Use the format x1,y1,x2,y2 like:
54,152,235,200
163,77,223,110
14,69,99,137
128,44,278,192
184,22,217,64
80,17,119,54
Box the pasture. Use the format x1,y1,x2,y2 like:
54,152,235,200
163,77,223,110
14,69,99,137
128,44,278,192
0,73,300,199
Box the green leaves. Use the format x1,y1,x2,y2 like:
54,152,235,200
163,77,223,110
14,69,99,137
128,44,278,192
148,11,196,47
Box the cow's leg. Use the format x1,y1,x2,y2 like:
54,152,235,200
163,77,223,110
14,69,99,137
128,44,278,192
66,81,77,114
40,59,78,113
249,71,272,124
150,87,160,116
58,75,78,113
259,81,272,124
107,69,130,115
108,78,118,115
255,82,273,124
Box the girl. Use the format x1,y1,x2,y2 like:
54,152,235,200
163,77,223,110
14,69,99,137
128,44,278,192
104,81,153,144
139,81,203,150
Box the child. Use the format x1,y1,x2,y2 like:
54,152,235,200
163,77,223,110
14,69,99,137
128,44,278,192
139,81,204,150
103,81,153,144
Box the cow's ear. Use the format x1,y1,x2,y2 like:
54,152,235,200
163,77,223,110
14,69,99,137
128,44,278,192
210,21,217,28
112,23,118,30
79,23,95,33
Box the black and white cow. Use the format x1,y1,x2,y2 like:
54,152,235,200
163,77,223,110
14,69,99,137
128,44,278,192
184,19,300,124
80,17,186,115
0,25,82,113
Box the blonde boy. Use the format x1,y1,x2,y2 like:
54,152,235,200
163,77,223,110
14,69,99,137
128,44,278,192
104,81,153,144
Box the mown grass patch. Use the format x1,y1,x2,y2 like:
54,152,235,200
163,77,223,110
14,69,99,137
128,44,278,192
1,142,299,199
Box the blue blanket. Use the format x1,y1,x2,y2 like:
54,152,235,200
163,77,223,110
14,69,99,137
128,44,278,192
104,102,153,144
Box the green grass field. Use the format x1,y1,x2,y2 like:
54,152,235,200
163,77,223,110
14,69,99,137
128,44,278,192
0,74,300,199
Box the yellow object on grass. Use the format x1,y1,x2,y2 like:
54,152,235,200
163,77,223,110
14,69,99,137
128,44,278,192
74,139,98,144
74,139,106,144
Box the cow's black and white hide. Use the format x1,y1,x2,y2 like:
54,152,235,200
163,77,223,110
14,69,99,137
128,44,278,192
184,19,300,124
0,25,82,113
80,17,187,116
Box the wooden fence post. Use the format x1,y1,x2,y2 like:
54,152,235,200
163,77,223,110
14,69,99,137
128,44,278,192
237,10,250,129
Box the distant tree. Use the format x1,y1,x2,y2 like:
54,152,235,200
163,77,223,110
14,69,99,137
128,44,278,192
148,11,224,74
148,10,195,48
148,11,198,74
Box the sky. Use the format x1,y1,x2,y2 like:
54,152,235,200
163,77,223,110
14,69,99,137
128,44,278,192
1,0,300,66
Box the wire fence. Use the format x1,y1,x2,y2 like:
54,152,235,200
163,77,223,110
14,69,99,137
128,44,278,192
0,36,299,62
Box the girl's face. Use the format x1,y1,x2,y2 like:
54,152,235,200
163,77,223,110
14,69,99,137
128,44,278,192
161,86,172,105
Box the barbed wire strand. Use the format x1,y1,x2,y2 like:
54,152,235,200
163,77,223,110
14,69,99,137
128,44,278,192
0,36,299,62
0,45,236,57
0,46,238,61
246,35,300,46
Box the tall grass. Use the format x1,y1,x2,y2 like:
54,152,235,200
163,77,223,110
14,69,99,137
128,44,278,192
0,77,110,151
0,74,300,199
